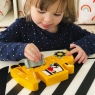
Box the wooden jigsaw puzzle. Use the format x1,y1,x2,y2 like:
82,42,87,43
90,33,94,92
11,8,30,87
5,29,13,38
10,50,74,91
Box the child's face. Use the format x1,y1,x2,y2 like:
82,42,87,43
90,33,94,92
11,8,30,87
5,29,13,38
30,0,67,33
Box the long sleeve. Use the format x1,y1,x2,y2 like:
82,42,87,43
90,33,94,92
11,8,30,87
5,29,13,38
0,18,95,60
0,19,28,61
74,34,95,56
71,24,95,56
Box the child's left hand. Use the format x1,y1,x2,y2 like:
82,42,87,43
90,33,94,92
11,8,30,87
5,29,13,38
66,43,88,64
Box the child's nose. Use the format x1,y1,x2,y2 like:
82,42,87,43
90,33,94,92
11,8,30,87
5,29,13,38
44,15,53,23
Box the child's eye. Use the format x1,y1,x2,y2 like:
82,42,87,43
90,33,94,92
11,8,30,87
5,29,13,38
54,14,61,16
38,11,45,14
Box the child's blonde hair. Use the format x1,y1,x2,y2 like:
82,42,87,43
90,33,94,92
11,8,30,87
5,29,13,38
24,0,76,23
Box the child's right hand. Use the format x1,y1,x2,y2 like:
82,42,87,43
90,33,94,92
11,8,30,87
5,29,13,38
24,43,42,62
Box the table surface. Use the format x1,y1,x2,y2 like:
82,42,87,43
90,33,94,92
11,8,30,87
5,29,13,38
0,50,95,95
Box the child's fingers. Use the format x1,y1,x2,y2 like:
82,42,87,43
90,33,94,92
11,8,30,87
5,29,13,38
74,51,82,62
24,51,35,61
67,47,77,56
67,43,77,56
26,50,39,62
29,47,41,61
77,53,85,64
25,43,42,61
24,46,40,62
82,55,88,63
31,44,42,60
69,43,88,64
70,43,76,48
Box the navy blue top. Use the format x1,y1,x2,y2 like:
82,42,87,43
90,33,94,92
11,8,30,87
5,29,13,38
0,18,95,61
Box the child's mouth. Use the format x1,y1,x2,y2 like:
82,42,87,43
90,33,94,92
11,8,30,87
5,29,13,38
41,24,52,28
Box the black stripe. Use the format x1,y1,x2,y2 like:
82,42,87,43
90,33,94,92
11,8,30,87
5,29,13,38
6,84,24,95
29,81,46,95
52,63,83,95
0,27,7,28
7,73,12,83
88,58,95,59
0,66,9,95
75,61,95,95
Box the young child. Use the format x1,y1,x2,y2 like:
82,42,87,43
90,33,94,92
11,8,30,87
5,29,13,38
0,0,95,64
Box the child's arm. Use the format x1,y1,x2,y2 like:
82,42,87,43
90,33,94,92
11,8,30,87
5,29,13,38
71,24,95,56
0,18,28,61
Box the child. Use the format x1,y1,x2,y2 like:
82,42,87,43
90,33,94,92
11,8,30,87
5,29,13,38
0,0,95,64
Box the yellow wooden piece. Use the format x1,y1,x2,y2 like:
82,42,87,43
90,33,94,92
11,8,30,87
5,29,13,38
10,50,75,91
10,65,39,91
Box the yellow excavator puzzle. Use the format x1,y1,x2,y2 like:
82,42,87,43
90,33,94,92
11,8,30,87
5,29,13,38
10,50,75,91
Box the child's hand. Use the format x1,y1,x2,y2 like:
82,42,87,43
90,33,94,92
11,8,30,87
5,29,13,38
67,43,88,64
24,43,42,62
